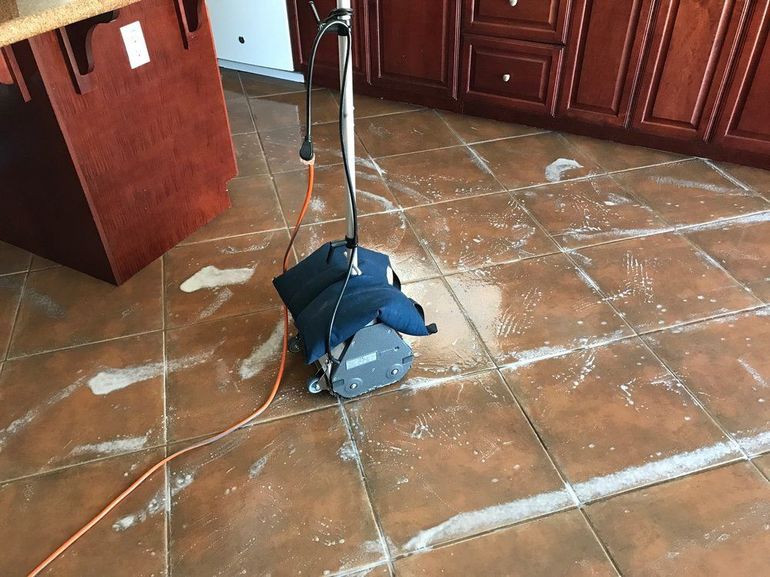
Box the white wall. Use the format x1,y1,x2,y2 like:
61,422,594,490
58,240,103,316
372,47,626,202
208,0,296,73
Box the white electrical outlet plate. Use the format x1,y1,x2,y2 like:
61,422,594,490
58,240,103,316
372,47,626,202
120,21,150,70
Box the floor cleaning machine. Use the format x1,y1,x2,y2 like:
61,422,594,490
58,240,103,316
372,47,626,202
273,1,437,398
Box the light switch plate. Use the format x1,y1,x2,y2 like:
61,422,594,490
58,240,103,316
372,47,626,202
120,21,151,70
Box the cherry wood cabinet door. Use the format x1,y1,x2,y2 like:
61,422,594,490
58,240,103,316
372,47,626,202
631,0,750,141
463,0,569,44
366,0,461,106
286,0,367,84
713,0,770,156
559,0,654,127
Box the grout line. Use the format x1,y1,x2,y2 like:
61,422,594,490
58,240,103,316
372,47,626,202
160,256,172,577
337,400,397,575
577,510,626,577
2,268,28,363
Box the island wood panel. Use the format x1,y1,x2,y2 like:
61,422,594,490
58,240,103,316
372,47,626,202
1,0,236,284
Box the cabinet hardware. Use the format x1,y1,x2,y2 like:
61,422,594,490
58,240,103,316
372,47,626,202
502,73,511,82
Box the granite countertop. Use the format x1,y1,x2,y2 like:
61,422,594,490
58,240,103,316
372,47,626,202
0,0,140,47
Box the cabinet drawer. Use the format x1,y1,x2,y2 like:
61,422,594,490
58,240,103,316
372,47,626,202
464,0,569,43
462,35,562,115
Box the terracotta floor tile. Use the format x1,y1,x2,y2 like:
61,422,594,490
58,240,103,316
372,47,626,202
446,254,631,365
273,159,399,225
395,510,617,577
612,160,768,226
0,241,31,275
645,308,770,455
394,277,494,388
503,339,737,501
357,110,461,157
239,71,304,97
375,146,503,207
0,449,166,577
716,162,770,198
249,89,339,132
165,308,333,443
260,122,367,173
9,262,162,357
347,371,572,553
685,213,770,301
164,230,288,328
181,175,285,244
30,255,59,272
337,91,421,118
168,408,384,576
472,132,602,190
0,333,164,480
755,454,770,477
564,133,687,172
575,233,761,333
406,192,558,273
232,132,268,177
0,273,23,358
437,110,542,144
587,463,770,577
219,67,243,101
224,94,255,134
517,176,672,249
293,211,440,283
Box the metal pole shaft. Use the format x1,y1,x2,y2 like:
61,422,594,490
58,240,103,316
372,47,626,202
338,0,358,269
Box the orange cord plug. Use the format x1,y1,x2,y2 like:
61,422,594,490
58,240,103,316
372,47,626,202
27,163,316,577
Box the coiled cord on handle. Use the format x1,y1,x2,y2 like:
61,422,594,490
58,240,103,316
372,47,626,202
26,164,317,577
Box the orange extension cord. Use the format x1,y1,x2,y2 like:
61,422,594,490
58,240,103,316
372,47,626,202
27,163,316,577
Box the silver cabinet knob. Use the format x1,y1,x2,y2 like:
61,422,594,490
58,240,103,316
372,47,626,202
509,0,518,6
502,73,511,82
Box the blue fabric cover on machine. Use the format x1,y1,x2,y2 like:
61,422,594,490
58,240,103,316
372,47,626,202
274,242,435,364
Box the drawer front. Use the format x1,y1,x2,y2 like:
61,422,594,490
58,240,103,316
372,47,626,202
464,0,569,43
462,35,562,115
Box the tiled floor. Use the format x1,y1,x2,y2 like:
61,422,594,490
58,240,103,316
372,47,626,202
1,68,769,576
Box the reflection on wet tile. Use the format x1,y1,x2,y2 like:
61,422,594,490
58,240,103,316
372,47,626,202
564,133,686,172
587,463,770,577
293,211,440,283
645,309,770,455
182,175,285,244
261,123,367,173
472,133,602,190
164,231,288,328
232,132,268,177
0,333,164,480
503,339,736,501
612,160,768,226
717,162,770,199
0,273,23,358
0,449,166,577
224,94,255,135
406,193,557,273
169,408,384,577
575,233,760,333
395,277,494,387
685,213,770,301
446,254,630,366
437,110,541,144
273,160,399,225
375,146,503,207
395,510,617,577
165,309,330,443
9,262,162,357
0,241,31,275
249,89,339,132
348,371,571,553
517,176,671,249
357,110,461,157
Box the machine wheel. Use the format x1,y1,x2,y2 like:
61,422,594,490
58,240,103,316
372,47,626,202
288,334,303,354
307,376,323,394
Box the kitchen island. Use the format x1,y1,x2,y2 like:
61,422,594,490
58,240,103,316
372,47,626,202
1,0,236,283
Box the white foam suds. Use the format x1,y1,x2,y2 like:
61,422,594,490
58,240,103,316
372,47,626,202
545,158,583,183
338,440,358,462
739,430,770,455
199,287,233,319
738,358,768,388
684,211,770,232
248,455,269,479
238,320,283,379
69,435,148,457
88,362,164,395
180,265,255,293
403,488,575,551
652,176,740,194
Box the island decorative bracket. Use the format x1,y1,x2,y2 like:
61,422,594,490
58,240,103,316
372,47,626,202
56,11,120,95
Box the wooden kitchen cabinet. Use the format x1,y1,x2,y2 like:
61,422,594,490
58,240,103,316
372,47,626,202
631,0,748,141
559,0,654,127
713,0,770,158
366,0,461,107
463,0,570,44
